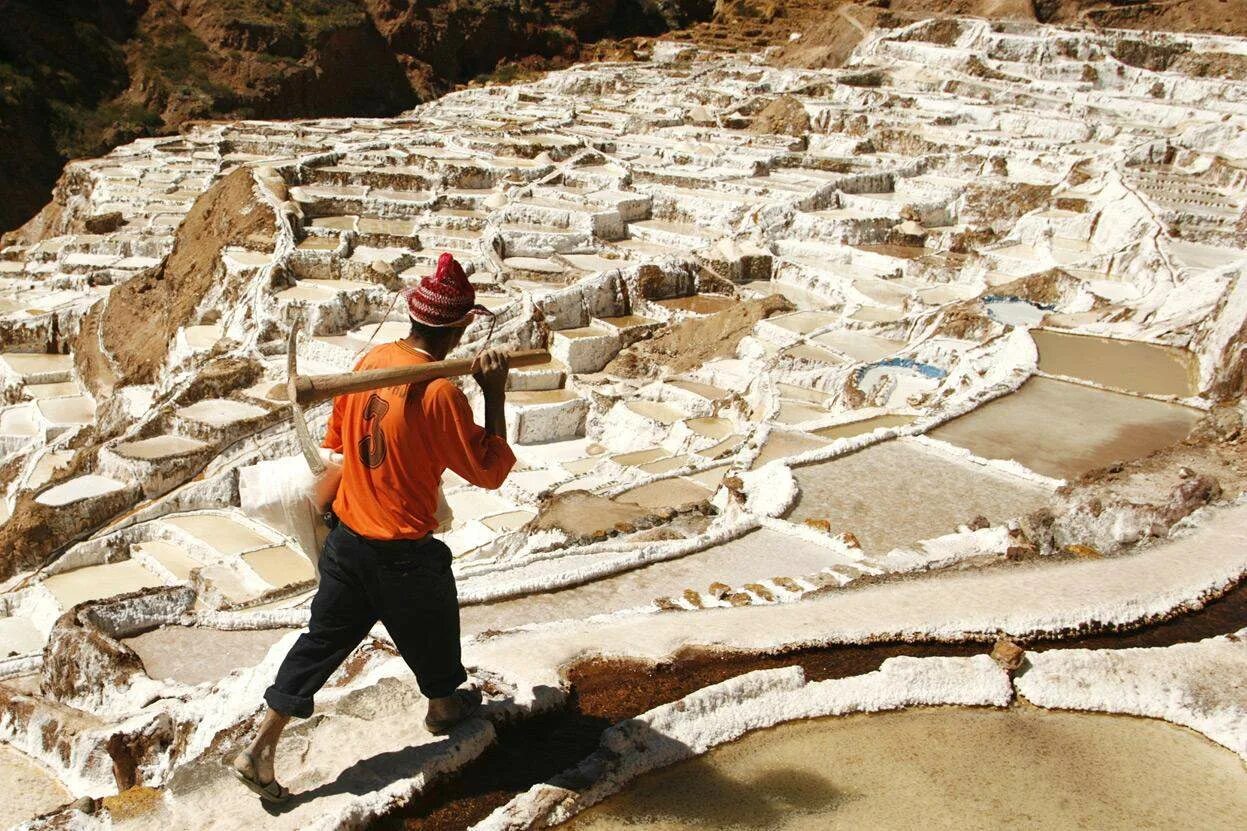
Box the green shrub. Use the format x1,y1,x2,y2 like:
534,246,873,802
141,27,212,85
0,62,37,107
49,100,162,160
479,63,543,86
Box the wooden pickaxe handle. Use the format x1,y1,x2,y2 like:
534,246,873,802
293,348,551,406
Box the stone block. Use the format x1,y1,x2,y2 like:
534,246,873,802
505,389,589,444
550,325,622,374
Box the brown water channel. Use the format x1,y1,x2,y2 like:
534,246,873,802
564,707,1247,831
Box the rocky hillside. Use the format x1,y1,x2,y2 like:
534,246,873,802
709,0,1247,36
2,0,1241,232
654,1,1247,62
0,0,715,232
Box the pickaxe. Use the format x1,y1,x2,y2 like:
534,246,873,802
285,319,550,475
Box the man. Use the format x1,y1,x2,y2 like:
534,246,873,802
232,252,514,803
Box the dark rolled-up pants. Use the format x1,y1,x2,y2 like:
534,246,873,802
264,521,467,718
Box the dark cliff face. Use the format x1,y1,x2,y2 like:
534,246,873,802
361,0,701,88
0,0,717,233
0,0,141,231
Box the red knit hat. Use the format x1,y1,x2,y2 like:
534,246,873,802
402,252,491,327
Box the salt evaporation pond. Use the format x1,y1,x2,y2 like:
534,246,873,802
166,513,275,554
750,431,829,468
123,626,298,686
813,330,904,363
617,477,713,509
43,560,165,609
812,414,915,443
565,707,1247,830
929,376,1200,481
242,545,316,588
1032,330,1197,397
0,744,72,828
460,528,849,634
985,296,1050,326
656,295,738,315
787,440,1048,553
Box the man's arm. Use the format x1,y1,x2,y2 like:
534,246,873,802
473,348,509,439
427,349,515,489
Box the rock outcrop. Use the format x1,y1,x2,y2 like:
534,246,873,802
72,167,277,393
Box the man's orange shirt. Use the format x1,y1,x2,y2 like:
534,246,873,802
323,341,516,540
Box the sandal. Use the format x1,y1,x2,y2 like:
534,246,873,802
424,688,483,735
229,752,291,804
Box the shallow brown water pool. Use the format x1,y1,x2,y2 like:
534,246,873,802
1033,330,1197,397
563,707,1247,830
928,376,1199,480
786,439,1049,553
812,413,915,442
0,744,70,827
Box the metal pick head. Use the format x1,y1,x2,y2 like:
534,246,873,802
286,316,326,476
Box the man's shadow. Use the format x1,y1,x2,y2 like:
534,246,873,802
263,694,846,827
257,686,558,818
542,720,848,828
262,722,486,817
577,757,848,828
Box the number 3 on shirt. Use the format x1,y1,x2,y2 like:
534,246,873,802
358,393,390,469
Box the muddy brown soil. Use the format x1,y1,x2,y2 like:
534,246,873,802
960,181,1055,232
991,268,1081,306
379,578,1247,829
0,433,102,583
773,4,886,69
888,0,1247,36
893,1,1036,20
606,295,794,378
660,1,882,65
746,95,812,136
528,490,656,539
1039,0,1247,37
73,167,275,393
175,355,265,406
